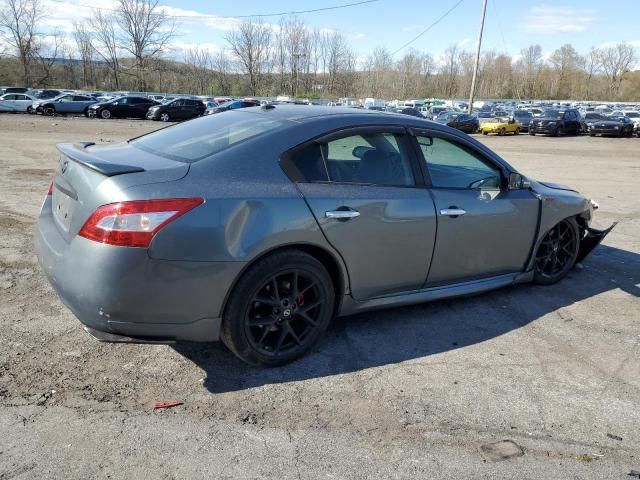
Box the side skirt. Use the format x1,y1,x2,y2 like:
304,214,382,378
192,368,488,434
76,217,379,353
339,271,533,316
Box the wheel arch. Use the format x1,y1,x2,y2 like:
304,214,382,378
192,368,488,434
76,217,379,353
220,242,349,320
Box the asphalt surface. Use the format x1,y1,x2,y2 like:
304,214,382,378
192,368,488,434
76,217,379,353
0,114,638,479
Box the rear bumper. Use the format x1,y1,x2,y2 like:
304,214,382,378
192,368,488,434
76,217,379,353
35,199,244,342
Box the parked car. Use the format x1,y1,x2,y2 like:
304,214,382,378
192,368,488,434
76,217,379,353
510,110,533,133
205,99,260,115
3,87,29,95
35,106,612,366
146,98,206,122
479,118,521,136
35,89,62,100
581,112,606,133
529,109,582,136
87,96,160,119
0,93,34,112
33,94,97,116
434,111,478,133
392,107,424,117
587,115,635,137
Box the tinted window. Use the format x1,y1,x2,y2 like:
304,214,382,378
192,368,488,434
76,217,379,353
132,111,285,162
324,132,414,186
73,95,89,101
172,99,185,106
286,143,328,182
417,136,501,189
4,95,17,100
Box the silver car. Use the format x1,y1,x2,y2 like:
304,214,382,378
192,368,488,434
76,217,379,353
0,93,34,112
35,106,613,366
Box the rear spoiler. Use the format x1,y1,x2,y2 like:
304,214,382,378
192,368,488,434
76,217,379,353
57,142,145,177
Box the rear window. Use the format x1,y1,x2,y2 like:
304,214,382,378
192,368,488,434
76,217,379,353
131,111,285,162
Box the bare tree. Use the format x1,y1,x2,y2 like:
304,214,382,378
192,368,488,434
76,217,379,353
549,44,582,99
597,42,636,98
0,0,44,86
210,50,232,96
581,47,602,100
73,21,95,88
183,47,213,94
89,9,121,89
115,0,176,90
226,18,272,96
516,44,543,99
32,29,62,86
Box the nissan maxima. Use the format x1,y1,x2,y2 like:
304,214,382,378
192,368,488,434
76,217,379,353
36,106,612,366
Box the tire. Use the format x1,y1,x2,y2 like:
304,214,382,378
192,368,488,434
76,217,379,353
100,109,112,119
221,250,335,366
26,106,33,114
482,131,488,135
533,218,580,285
160,112,170,122
529,131,535,136
498,128,505,136
554,126,563,137
44,106,56,116
83,107,90,117
514,128,520,135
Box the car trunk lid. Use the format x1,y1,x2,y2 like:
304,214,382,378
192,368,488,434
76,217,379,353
52,142,189,242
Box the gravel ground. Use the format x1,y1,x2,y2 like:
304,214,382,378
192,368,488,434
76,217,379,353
1,114,638,479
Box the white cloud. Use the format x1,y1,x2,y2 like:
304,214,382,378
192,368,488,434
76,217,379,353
457,37,472,48
521,5,595,34
349,33,367,41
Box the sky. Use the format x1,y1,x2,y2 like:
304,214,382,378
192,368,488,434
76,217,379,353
37,0,640,65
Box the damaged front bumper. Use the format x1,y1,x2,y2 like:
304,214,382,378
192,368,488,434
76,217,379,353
577,223,616,263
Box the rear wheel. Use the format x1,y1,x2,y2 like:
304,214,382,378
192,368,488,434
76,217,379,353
221,250,335,366
534,218,580,285
26,106,33,114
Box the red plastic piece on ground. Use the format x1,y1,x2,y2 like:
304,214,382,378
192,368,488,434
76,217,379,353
153,400,183,409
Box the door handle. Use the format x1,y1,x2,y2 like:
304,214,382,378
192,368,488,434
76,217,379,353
439,208,466,217
325,209,360,220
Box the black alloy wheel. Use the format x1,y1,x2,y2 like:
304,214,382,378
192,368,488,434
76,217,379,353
222,250,334,366
534,218,580,285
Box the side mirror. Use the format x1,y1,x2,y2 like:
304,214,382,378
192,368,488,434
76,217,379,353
352,145,374,159
508,172,530,190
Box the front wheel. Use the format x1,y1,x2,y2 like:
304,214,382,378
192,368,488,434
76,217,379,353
482,131,488,135
533,218,580,285
44,106,56,116
160,112,170,122
221,250,335,366
514,128,520,135
100,109,112,119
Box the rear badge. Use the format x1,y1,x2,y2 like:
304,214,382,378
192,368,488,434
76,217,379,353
61,160,69,174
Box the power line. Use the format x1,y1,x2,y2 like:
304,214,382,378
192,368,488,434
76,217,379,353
391,0,465,56
49,0,381,19
491,0,507,50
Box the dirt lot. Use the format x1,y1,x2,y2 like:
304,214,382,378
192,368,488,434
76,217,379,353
1,114,638,479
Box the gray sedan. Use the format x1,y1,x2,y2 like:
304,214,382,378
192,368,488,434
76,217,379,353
35,107,612,366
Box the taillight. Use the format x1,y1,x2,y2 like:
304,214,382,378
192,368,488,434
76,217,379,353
78,198,204,248
47,180,53,195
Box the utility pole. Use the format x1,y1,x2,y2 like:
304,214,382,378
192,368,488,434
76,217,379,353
468,0,487,114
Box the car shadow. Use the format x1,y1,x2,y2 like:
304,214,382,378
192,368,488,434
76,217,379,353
173,245,639,394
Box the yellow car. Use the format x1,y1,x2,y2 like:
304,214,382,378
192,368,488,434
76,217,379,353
479,118,521,136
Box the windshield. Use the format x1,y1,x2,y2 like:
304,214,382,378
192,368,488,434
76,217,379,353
585,113,602,120
542,110,563,119
514,111,532,118
132,110,286,162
